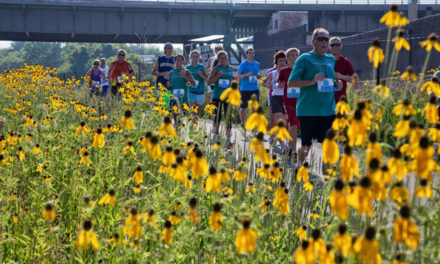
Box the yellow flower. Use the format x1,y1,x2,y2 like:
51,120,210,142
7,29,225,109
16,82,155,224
209,203,223,231
220,81,241,106
347,109,368,146
75,121,90,135
303,182,314,192
245,107,268,133
76,220,99,251
423,95,439,124
158,116,177,138
332,114,348,131
235,220,258,255
205,167,222,193
123,207,142,239
133,166,143,184
335,97,350,115
393,206,420,251
269,120,292,142
334,224,351,256
400,66,417,81
415,179,432,199
296,163,309,182
247,95,259,111
294,226,307,240
322,129,340,165
42,201,55,222
420,33,440,52
420,76,440,96
98,189,116,206
212,141,221,150
353,227,382,264
294,240,315,264
190,149,209,179
393,29,410,51
148,136,162,160
379,4,399,27
340,145,360,181
373,79,390,96
329,179,348,220
250,132,270,164
348,177,374,217
123,141,135,155
259,196,270,213
392,99,416,116
162,220,173,245
188,198,199,223
79,151,91,167
92,128,105,148
32,144,42,154
368,39,384,68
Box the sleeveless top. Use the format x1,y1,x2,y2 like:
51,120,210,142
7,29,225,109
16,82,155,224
90,69,102,82
271,71,284,96
157,55,174,88
213,64,233,100
170,68,189,104
186,63,206,94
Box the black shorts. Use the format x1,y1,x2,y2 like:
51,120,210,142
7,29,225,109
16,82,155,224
212,99,232,129
240,90,260,109
299,115,335,147
270,96,285,114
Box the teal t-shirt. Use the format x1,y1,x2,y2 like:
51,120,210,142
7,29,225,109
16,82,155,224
186,63,206,94
288,51,336,116
170,68,189,104
213,65,233,100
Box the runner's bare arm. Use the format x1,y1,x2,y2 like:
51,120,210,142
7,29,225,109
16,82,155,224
108,62,114,83
152,59,160,76
262,72,272,88
167,72,172,88
128,64,135,79
207,66,221,86
335,72,355,83
185,70,196,86
236,71,252,79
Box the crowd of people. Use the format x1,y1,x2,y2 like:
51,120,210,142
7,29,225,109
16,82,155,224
87,27,357,169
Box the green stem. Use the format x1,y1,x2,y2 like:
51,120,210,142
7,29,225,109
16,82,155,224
416,50,432,90
383,27,393,78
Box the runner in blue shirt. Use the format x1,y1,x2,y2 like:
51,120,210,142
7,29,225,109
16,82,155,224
153,42,174,92
237,48,261,127
288,28,342,173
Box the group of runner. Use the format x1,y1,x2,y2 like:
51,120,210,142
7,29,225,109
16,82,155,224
87,28,356,166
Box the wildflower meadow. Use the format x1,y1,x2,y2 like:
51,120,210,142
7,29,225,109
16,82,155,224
2,6,440,264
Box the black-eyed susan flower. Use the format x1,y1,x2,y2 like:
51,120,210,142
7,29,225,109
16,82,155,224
133,184,141,193
133,166,143,184
368,39,384,68
257,164,271,180
423,95,439,124
247,94,259,111
259,196,270,213
245,107,268,134
389,182,409,205
16,147,25,161
206,167,222,193
366,132,382,166
123,141,135,155
347,109,368,146
415,179,432,199
334,224,351,256
420,33,440,52
269,120,292,142
392,254,409,264
98,189,116,206
148,135,161,160
139,132,152,152
329,179,348,220
209,203,223,231
420,76,440,96
392,99,416,116
296,163,309,182
162,220,173,245
76,220,99,251
335,96,350,115
188,197,199,223
353,227,382,264
294,240,315,264
120,109,135,131
294,226,307,240
169,211,181,225
270,162,282,183
379,4,399,27
411,136,435,179
393,29,410,51
75,121,90,135
309,229,326,255
273,183,289,215
428,122,440,142
340,145,359,181
147,209,157,227
322,129,340,165
123,206,142,239
235,219,257,254
246,183,256,193
158,116,177,138
348,177,373,217
373,79,390,97
220,81,241,106
250,132,269,163
32,144,42,154
79,151,91,167
42,201,55,222
400,66,417,82
393,115,411,138
332,114,349,132
393,206,420,251
190,149,208,179
212,141,221,150
92,128,105,148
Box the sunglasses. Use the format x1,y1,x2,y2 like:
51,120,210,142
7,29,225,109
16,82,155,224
330,43,341,47
118,53,125,57
93,63,99,66
315,36,329,42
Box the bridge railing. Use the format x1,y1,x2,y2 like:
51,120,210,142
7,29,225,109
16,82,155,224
107,0,438,5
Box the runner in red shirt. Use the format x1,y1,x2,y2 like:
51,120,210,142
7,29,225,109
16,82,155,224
329,37,355,101
108,49,135,96
277,48,300,159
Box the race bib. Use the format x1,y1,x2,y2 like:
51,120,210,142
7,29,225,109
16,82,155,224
173,89,185,98
218,79,230,89
249,76,257,83
189,80,199,89
287,87,300,98
317,78,334,93
101,80,108,86
93,81,101,88
117,76,126,83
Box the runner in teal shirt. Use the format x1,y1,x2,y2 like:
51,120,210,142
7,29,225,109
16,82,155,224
212,64,233,100
167,54,196,106
186,50,208,115
288,51,336,116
